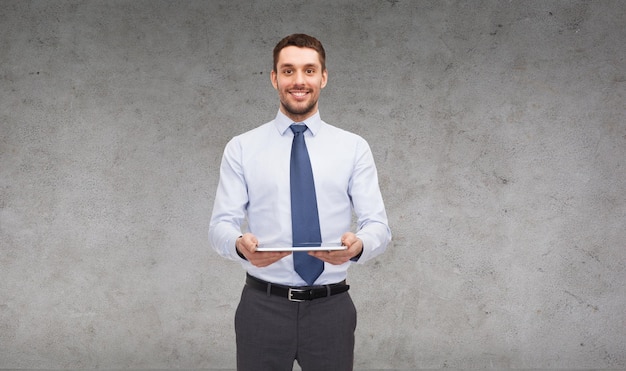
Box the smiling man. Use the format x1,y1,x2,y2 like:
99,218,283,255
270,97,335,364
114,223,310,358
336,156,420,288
209,34,391,370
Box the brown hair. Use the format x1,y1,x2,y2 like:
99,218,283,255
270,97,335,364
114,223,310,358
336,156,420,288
272,34,326,72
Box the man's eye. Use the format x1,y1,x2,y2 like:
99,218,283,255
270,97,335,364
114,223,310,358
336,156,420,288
306,69,314,74
284,70,293,74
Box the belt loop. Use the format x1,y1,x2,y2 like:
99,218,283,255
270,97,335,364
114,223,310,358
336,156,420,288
326,284,331,297
266,282,272,297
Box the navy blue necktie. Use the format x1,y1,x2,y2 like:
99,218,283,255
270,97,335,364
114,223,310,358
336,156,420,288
290,124,324,285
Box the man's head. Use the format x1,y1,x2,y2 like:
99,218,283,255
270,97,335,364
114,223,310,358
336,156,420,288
271,34,328,122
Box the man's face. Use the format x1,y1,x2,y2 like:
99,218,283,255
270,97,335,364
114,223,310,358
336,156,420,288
271,46,328,122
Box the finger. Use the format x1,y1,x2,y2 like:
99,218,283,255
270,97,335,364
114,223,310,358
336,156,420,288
309,250,329,259
250,251,290,267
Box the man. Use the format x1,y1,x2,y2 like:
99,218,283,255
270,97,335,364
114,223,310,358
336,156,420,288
209,33,391,371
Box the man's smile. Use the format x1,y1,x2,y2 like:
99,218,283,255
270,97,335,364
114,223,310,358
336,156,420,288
290,90,309,99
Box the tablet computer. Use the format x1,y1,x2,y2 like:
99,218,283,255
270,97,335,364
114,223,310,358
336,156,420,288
256,242,346,252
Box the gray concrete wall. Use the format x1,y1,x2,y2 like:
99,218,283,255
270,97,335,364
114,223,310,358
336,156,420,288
1,0,624,369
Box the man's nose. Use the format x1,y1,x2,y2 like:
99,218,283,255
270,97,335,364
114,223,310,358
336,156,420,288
294,71,306,84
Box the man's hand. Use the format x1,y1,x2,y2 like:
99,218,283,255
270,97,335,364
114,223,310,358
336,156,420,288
309,232,363,265
236,233,291,267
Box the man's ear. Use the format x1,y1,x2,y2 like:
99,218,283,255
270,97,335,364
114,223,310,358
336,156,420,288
270,70,278,90
321,69,328,89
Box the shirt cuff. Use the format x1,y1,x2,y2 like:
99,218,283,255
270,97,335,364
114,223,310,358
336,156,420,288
350,249,363,262
234,236,247,261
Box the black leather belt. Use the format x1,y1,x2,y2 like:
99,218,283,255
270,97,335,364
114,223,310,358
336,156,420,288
246,273,350,302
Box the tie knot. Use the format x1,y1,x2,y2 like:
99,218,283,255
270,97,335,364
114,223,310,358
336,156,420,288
290,124,308,136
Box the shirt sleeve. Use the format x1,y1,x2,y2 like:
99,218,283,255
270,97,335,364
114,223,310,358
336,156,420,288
208,137,248,261
350,139,392,263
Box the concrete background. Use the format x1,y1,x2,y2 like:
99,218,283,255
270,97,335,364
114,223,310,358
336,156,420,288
1,0,625,369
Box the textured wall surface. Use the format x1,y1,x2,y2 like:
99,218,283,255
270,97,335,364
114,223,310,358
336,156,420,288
1,0,625,369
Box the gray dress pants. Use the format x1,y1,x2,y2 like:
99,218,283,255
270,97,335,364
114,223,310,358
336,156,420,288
235,284,357,371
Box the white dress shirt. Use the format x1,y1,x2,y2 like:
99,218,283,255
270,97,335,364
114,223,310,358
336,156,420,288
209,110,391,286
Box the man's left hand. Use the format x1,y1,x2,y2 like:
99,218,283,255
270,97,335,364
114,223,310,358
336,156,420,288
309,232,362,265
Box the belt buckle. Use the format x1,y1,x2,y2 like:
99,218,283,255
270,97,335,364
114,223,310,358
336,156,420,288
288,288,307,302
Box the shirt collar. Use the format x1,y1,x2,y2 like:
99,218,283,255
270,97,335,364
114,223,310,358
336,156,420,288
274,110,322,136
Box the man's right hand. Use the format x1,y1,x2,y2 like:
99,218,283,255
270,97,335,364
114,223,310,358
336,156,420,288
236,233,291,267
